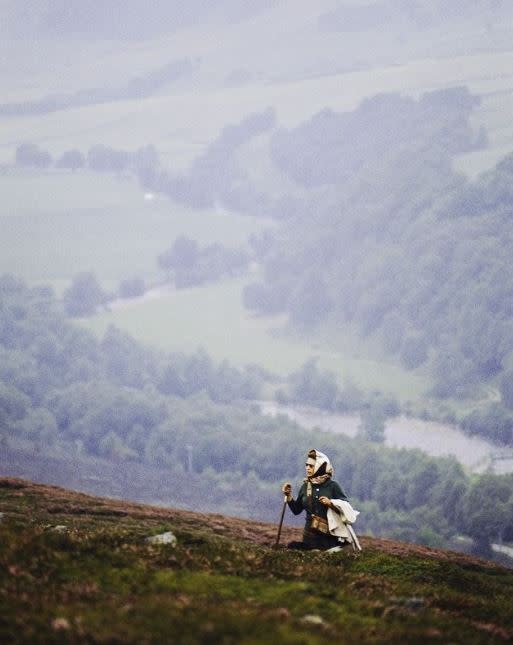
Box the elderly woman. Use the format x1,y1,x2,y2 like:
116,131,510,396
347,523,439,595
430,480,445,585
282,448,350,550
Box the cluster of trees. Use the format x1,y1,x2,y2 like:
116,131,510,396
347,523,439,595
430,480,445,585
0,275,264,443
270,88,481,188
147,108,277,211
241,89,513,435
157,235,249,289
62,271,153,317
2,274,513,556
323,438,513,555
13,107,286,220
60,234,250,320
62,272,144,317
15,143,52,169
12,107,277,216
13,141,160,181
62,272,110,317
280,358,400,443
13,105,304,222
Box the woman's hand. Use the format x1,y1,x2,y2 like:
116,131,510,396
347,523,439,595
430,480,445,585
319,496,332,507
282,482,292,499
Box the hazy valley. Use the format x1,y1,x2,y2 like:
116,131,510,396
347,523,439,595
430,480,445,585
2,2,513,640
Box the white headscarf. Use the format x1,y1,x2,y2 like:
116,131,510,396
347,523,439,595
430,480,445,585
306,448,334,479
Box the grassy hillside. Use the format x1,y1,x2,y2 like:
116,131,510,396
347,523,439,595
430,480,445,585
1,478,513,643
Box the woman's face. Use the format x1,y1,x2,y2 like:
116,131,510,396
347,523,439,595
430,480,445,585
305,462,315,477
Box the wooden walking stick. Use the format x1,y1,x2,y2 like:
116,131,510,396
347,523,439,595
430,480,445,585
274,494,288,549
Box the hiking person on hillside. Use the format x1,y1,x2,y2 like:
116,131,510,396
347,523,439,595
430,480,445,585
281,448,360,551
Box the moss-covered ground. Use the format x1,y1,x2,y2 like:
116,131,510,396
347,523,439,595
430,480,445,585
1,478,512,643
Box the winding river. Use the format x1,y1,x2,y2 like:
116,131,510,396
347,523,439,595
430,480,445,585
104,286,513,475
257,401,513,474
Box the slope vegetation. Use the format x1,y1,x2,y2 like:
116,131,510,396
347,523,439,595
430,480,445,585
1,478,512,643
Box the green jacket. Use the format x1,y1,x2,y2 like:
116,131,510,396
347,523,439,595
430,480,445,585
288,478,347,521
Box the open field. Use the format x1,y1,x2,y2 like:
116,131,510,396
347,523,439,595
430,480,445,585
1,47,512,173
0,171,269,290
80,276,430,402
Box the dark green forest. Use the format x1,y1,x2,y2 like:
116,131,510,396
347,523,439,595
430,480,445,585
241,89,513,424
2,276,513,557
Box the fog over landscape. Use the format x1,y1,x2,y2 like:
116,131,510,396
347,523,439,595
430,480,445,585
2,0,513,562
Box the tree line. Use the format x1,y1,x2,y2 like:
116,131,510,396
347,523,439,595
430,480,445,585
2,274,513,557
10,87,513,444
242,88,513,439
60,233,250,319
10,107,278,217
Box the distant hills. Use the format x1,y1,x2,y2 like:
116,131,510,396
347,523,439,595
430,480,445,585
3,1,513,42
0,0,279,39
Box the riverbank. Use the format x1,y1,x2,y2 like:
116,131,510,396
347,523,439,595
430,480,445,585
257,401,513,475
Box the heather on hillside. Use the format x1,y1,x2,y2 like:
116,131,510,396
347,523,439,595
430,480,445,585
1,479,513,643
